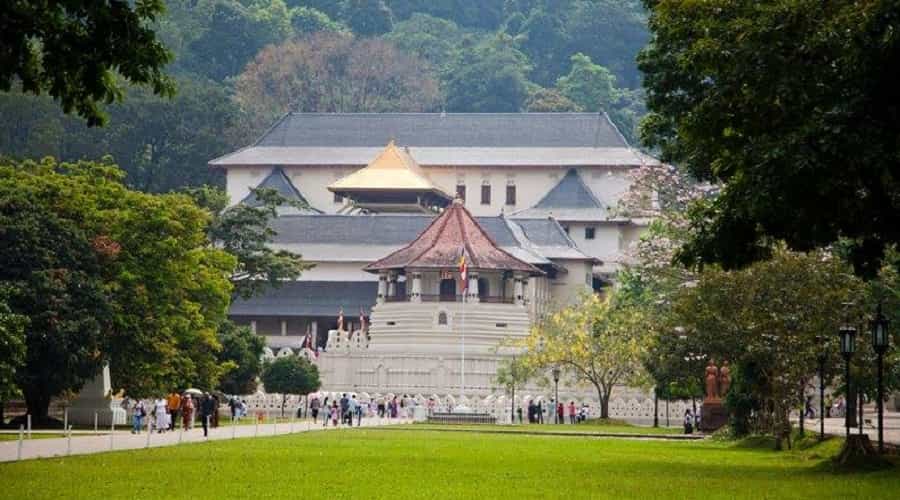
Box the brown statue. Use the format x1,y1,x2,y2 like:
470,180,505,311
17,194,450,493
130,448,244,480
705,359,719,401
718,360,731,397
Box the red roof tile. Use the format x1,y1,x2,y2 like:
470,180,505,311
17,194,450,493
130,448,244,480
365,200,542,274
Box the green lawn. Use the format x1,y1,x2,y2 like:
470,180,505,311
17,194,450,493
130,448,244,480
405,420,683,436
1,429,897,499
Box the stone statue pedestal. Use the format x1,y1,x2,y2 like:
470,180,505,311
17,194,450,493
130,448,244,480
68,363,126,426
700,398,728,432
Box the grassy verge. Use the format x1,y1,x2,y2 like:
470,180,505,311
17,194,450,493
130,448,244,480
406,419,683,436
1,428,897,499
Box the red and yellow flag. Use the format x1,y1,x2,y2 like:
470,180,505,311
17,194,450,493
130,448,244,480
458,250,468,291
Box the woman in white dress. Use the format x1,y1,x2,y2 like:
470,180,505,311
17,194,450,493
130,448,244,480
154,397,168,433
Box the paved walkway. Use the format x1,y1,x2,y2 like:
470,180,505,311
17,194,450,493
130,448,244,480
0,417,411,463
795,409,900,444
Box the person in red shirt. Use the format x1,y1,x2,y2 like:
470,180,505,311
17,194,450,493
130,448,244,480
568,401,577,424
556,402,564,424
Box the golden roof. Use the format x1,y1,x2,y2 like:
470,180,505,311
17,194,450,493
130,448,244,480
328,141,451,196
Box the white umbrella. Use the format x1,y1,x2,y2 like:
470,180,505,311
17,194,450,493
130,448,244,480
183,388,203,396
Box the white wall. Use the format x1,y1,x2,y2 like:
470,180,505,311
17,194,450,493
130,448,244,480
548,259,593,306
225,165,635,217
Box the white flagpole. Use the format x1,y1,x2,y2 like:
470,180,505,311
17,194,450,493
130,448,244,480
460,291,466,406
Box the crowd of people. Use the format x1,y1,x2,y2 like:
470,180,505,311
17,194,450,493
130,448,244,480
521,400,589,424
309,394,411,427
124,392,220,437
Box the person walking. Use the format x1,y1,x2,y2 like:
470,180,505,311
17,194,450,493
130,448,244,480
310,397,320,423
516,406,523,424
331,401,339,427
339,394,349,426
354,395,363,426
166,392,181,431
537,402,543,424
200,393,216,437
152,397,168,433
181,395,194,430
557,402,564,425
683,410,693,434
131,399,146,434
568,401,577,424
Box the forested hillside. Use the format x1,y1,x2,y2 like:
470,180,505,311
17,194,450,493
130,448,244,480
0,0,649,193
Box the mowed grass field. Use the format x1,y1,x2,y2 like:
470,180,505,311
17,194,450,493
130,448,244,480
1,428,897,499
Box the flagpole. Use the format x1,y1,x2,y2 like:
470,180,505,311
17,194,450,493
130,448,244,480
460,291,466,407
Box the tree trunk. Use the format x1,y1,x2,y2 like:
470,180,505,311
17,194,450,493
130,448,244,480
24,390,52,425
597,387,610,419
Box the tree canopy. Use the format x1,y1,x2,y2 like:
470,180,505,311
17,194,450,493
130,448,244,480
0,0,175,126
261,356,321,415
0,158,236,419
639,0,900,278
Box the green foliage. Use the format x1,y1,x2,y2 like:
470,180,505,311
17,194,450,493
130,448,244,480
0,158,237,417
725,362,765,437
445,36,532,112
0,0,175,126
216,321,266,395
187,0,292,81
291,7,347,35
518,292,650,418
199,187,314,300
0,289,26,401
344,0,394,36
0,79,246,193
640,0,900,277
261,356,321,398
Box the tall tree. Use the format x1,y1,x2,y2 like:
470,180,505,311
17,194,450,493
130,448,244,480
190,186,314,300
0,158,236,418
1,0,174,126
639,0,900,277
519,292,649,418
233,32,440,135
261,356,321,416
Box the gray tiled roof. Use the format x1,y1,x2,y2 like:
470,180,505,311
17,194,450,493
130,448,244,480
240,167,322,214
254,113,628,148
512,168,610,221
229,281,377,317
270,215,519,247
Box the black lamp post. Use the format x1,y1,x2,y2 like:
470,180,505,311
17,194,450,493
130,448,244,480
870,303,890,453
839,323,856,439
552,367,561,424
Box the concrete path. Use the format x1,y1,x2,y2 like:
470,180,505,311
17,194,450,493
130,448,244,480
800,412,900,444
0,417,411,463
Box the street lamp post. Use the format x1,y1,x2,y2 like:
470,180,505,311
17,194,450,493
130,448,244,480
839,323,857,439
870,303,890,454
552,367,561,424
510,356,517,425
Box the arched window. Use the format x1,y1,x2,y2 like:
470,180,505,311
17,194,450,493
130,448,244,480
439,279,456,301
478,278,489,301
437,312,448,325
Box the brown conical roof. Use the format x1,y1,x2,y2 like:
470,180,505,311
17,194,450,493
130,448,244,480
365,200,542,275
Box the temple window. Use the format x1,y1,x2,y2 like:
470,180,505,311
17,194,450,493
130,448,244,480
456,183,466,201
333,192,343,203
585,227,596,240
437,312,448,325
505,184,516,206
481,183,491,205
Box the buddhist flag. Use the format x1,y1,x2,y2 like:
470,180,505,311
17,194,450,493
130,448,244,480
458,248,468,291
360,308,367,333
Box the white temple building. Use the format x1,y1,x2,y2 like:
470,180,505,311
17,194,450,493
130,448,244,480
209,113,668,420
